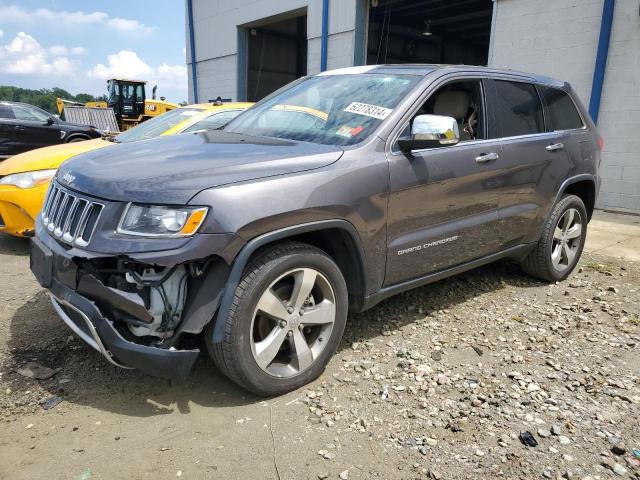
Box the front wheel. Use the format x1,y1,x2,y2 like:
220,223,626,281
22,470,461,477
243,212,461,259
207,242,348,396
521,194,587,282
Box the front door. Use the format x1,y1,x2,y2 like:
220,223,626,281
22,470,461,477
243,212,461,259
9,104,60,153
385,79,505,286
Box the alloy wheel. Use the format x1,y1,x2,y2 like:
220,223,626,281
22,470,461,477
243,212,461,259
551,208,583,272
250,268,336,377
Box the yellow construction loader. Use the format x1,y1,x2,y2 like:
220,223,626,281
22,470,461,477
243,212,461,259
56,78,178,132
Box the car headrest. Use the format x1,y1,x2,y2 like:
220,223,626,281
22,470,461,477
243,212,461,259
434,90,470,120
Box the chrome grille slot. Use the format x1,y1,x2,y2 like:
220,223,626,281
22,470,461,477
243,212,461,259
41,182,104,247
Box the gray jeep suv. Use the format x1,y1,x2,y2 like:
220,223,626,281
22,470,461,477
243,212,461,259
30,65,601,396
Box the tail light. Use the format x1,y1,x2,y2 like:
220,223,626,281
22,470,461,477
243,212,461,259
598,137,605,151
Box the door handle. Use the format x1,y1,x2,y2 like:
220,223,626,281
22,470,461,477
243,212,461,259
14,125,25,131
546,143,564,152
475,152,499,164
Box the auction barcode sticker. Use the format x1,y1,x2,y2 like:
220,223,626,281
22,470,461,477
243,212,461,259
344,102,392,120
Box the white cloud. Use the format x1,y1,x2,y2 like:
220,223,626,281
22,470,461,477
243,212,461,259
48,45,68,56
0,5,155,35
88,50,153,79
156,64,188,89
88,50,187,92
107,18,155,36
48,45,87,57
51,57,74,73
0,32,74,76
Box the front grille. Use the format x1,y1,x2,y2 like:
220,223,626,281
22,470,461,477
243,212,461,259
42,182,104,247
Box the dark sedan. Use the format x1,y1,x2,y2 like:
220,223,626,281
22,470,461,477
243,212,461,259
0,101,102,159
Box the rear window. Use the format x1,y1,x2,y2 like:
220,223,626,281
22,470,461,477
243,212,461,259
182,109,244,133
539,86,584,131
113,107,205,143
495,80,544,137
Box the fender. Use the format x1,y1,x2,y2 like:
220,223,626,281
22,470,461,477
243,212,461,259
538,173,598,239
211,219,368,343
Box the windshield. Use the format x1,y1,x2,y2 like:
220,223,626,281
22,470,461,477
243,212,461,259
224,74,420,146
114,107,205,143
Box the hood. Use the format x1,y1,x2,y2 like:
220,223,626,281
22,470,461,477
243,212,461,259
0,138,109,176
57,131,344,205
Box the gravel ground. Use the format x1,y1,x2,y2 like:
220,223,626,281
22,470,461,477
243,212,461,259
0,233,638,480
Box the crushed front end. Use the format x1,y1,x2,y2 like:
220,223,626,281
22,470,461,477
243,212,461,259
30,180,239,379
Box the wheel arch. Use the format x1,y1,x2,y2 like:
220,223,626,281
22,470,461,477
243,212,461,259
534,174,597,245
554,174,597,221
65,132,91,143
211,220,368,344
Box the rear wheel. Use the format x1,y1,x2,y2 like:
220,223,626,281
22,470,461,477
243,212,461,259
521,194,587,282
207,242,348,396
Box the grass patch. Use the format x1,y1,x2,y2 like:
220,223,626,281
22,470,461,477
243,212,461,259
583,262,616,274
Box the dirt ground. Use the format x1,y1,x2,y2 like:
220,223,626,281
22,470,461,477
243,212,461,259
0,233,638,480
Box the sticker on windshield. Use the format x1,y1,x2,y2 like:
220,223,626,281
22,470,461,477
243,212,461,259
344,102,392,120
336,125,365,138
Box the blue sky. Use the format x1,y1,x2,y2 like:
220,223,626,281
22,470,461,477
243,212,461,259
0,1,188,101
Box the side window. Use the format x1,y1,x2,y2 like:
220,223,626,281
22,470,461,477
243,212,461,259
0,105,15,119
538,86,584,131
494,81,544,137
182,110,243,133
397,79,488,147
11,104,50,122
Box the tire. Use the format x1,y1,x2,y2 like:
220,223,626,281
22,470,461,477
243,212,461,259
67,136,89,143
207,241,348,396
521,194,587,282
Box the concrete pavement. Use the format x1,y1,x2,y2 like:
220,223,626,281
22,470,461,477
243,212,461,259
586,210,640,261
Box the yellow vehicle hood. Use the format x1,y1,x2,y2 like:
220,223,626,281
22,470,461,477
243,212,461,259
0,139,110,176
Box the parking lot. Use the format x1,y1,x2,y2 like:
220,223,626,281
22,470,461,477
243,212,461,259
0,213,638,480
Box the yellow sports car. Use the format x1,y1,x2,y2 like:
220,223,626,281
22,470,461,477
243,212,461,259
0,102,252,237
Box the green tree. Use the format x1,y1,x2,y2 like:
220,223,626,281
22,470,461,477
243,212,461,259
0,86,102,114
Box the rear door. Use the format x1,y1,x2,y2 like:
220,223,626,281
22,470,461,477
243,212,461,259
385,77,505,286
487,79,573,248
8,104,61,153
538,84,591,166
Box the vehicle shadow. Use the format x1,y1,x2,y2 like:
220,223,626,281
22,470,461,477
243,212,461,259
0,234,30,256
4,260,546,418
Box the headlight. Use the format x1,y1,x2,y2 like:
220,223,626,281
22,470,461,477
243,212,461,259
117,204,208,237
0,169,57,189
90,127,107,137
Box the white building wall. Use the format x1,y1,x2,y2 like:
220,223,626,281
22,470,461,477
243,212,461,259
196,55,237,103
596,2,640,212
491,0,640,213
188,0,359,102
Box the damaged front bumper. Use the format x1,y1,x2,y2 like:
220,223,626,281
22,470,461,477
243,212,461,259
30,217,240,380
48,283,197,378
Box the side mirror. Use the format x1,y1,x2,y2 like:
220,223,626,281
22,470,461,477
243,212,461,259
398,114,459,153
45,116,55,126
